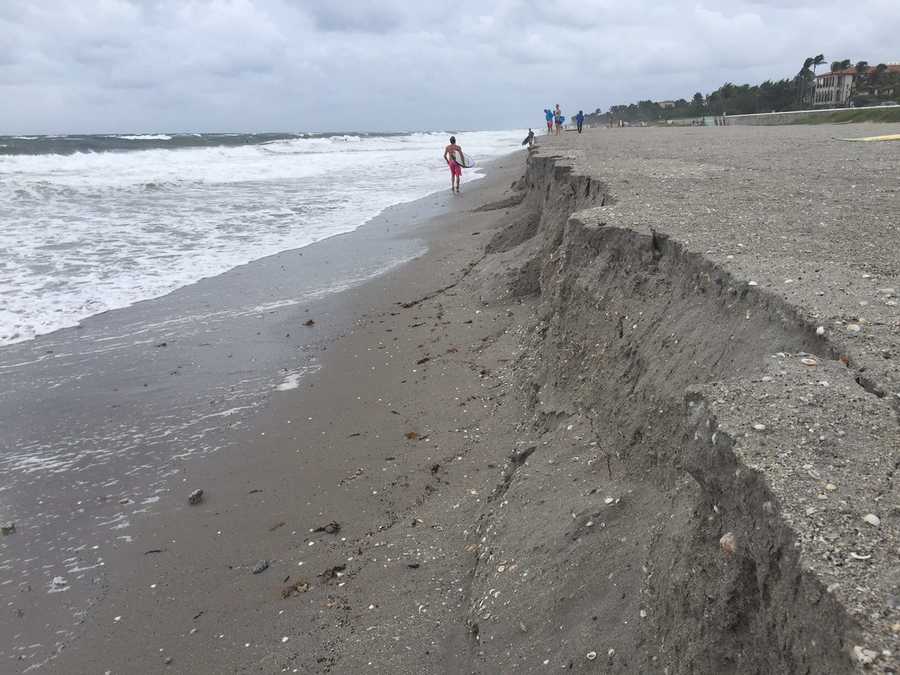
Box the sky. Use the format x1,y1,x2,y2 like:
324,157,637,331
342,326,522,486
1,0,898,134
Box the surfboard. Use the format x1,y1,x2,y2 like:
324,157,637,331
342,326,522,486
453,152,476,168
835,134,900,142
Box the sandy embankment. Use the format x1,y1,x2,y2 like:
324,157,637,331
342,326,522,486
12,124,899,674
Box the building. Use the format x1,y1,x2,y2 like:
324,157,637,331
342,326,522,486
814,63,900,107
813,69,855,107
656,100,676,109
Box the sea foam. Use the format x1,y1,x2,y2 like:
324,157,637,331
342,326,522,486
0,130,524,346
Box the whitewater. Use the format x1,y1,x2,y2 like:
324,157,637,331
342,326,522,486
0,130,524,345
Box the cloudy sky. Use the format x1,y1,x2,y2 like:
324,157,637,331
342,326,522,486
1,0,897,134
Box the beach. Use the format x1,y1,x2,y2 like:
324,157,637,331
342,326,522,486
0,149,527,672
2,123,899,674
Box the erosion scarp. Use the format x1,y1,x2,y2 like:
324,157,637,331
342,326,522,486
461,144,898,673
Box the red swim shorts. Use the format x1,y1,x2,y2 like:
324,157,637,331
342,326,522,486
449,160,461,177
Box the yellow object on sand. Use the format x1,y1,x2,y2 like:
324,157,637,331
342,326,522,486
836,134,900,142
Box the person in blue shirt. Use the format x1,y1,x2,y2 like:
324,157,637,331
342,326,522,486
544,109,554,134
575,110,585,133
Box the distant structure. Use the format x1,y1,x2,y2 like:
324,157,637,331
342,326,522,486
814,63,900,107
656,100,676,109
813,69,855,107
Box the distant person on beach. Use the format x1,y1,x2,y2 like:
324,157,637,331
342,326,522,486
554,104,563,135
575,110,585,133
443,136,465,194
544,109,554,134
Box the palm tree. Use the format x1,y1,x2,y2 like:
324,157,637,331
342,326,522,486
798,57,815,105
812,54,826,76
840,59,852,70
831,61,842,73
850,61,871,101
854,61,870,90
806,55,826,106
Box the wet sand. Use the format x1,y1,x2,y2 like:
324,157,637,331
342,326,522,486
0,160,522,672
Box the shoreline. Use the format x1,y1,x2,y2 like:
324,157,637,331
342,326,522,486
0,158,528,664
0,153,525,673
4,122,899,673
0,161,496,349
1,127,525,348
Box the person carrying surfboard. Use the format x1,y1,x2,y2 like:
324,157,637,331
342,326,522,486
443,136,466,194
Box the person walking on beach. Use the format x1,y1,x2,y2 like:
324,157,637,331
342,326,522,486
443,136,465,194
554,104,563,135
523,129,535,147
575,110,585,133
544,108,554,134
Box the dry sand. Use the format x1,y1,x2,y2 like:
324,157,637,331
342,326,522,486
3,124,898,674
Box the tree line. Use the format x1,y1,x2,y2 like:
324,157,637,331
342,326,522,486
588,55,899,124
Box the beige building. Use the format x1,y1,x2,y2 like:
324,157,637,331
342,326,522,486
813,69,854,107
814,64,900,107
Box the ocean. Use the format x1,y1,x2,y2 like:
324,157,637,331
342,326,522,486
0,130,524,345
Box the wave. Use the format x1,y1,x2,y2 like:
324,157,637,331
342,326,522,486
0,128,527,346
0,131,422,156
116,134,173,141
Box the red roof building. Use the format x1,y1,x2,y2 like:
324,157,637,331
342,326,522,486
814,64,900,107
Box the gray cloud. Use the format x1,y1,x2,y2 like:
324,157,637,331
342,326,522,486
306,5,406,33
0,0,897,133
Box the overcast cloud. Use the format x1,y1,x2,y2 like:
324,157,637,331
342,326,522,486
1,0,897,134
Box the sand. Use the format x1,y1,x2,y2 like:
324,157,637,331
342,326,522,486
2,123,898,674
